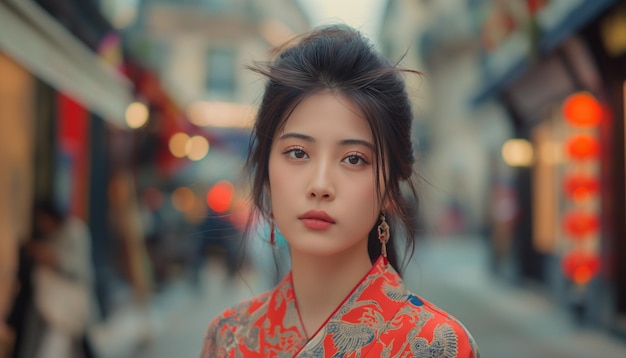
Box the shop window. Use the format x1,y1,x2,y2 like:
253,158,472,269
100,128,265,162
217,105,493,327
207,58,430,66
205,46,236,99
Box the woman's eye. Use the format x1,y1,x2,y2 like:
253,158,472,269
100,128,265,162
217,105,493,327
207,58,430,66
286,148,308,159
343,154,367,166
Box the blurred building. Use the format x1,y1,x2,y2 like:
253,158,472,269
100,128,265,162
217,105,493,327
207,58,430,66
125,0,309,176
0,0,134,349
469,0,626,335
118,0,310,224
133,0,309,103
393,0,626,337
0,0,132,235
382,0,626,339
1,0,311,355
114,0,310,296
380,0,513,236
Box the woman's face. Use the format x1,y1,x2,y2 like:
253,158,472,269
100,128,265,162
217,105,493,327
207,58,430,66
268,92,383,259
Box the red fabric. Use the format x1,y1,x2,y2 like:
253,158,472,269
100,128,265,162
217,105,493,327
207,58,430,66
201,257,479,357
57,94,89,220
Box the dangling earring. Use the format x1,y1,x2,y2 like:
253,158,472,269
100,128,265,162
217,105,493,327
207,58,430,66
270,217,275,246
377,212,390,265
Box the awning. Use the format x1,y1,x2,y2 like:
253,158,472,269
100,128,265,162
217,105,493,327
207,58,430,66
471,0,619,107
0,0,133,126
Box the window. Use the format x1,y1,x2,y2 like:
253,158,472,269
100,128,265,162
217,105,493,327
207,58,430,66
206,46,236,98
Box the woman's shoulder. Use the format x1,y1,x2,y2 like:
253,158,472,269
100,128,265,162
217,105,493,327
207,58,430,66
384,292,480,357
207,289,272,329
409,293,467,323
201,290,273,357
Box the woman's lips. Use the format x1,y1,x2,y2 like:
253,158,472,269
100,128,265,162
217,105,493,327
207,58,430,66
299,210,335,230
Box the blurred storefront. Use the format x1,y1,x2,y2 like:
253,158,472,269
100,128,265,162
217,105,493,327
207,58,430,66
381,0,507,237
470,0,626,335
0,50,36,357
1,0,309,355
120,0,312,293
0,0,166,355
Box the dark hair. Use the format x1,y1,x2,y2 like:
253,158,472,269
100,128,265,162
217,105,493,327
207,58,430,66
245,24,420,274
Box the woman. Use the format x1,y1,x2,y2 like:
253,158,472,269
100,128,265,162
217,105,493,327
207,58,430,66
201,25,479,357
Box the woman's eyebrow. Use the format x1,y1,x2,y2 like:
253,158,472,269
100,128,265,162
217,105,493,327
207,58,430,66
278,133,374,150
277,132,314,142
339,139,374,150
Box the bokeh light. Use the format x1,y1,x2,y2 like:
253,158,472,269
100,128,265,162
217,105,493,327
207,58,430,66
502,139,534,167
563,174,599,201
565,134,599,160
187,101,256,129
125,101,149,129
561,250,600,285
169,132,190,158
186,135,209,161
206,180,234,213
562,211,599,239
562,92,602,127
171,187,196,213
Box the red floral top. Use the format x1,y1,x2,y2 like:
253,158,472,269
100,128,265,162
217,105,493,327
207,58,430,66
201,257,480,357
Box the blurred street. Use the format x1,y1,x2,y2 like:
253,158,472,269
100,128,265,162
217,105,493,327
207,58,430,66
4,1,626,357
409,237,626,358
106,236,626,358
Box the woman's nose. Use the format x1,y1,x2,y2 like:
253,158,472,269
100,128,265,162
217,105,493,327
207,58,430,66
307,161,335,200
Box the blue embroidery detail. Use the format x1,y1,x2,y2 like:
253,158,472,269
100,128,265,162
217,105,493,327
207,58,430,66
408,294,423,306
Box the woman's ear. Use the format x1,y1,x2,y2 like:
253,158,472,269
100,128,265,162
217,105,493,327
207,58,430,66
381,196,396,215
380,192,392,213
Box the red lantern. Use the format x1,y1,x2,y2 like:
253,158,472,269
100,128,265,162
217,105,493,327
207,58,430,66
561,250,600,285
206,180,234,213
565,134,599,160
562,92,602,127
562,211,599,239
563,174,599,201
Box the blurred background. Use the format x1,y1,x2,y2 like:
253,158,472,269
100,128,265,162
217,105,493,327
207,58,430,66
1,0,626,357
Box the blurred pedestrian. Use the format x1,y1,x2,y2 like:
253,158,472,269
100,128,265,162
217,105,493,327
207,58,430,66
190,209,241,289
201,25,479,357
24,201,97,358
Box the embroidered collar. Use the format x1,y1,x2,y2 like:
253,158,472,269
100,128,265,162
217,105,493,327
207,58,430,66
266,256,410,356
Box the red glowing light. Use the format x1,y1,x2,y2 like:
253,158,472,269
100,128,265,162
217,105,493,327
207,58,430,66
206,180,234,213
561,250,600,285
562,92,602,127
562,211,599,239
563,174,599,201
565,134,599,160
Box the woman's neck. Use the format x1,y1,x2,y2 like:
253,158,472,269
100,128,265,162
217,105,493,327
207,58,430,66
290,247,373,337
